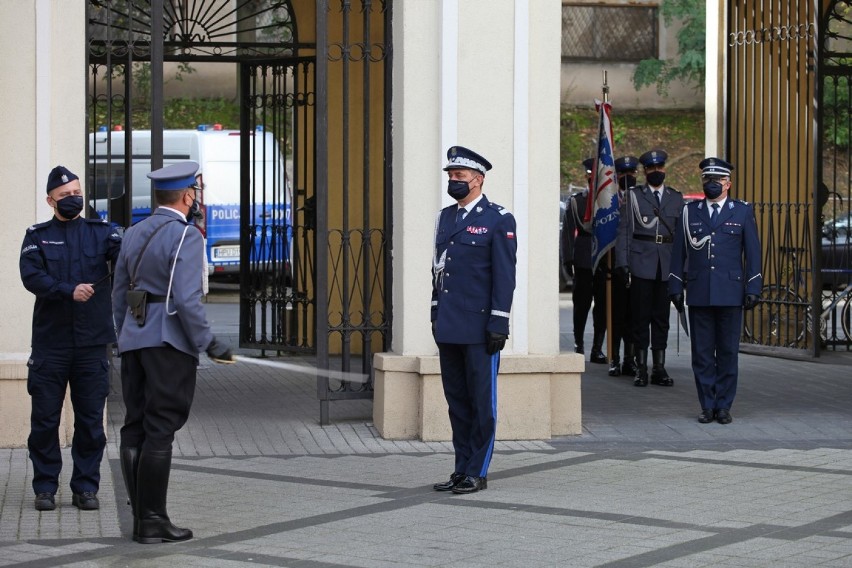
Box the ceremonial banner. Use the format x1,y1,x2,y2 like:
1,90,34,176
585,100,619,271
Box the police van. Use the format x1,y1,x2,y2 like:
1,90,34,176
88,126,292,278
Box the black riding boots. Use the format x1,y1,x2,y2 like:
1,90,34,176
589,330,607,364
136,449,193,544
633,349,649,387
650,349,674,386
120,447,140,541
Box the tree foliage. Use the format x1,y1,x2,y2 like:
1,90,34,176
632,0,705,95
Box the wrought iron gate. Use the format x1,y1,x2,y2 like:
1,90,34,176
817,1,852,351
87,0,393,422
727,1,821,354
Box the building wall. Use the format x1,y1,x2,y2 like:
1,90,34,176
0,0,87,447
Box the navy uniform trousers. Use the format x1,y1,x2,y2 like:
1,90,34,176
688,307,742,411
120,346,197,452
437,343,499,478
630,267,671,351
27,345,110,495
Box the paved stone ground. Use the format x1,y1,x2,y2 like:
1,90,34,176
0,296,850,567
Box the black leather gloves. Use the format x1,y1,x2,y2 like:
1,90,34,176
743,294,760,311
564,262,574,278
670,293,685,313
431,321,436,339
486,331,508,355
206,337,235,364
614,266,629,281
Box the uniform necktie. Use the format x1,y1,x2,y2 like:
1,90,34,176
456,207,466,224
654,190,661,205
711,203,719,223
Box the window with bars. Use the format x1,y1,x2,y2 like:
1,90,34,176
562,4,658,62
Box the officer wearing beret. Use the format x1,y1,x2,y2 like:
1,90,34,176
615,149,684,387
562,158,607,363
608,156,640,377
19,166,121,512
669,158,762,424
112,162,235,543
431,146,517,494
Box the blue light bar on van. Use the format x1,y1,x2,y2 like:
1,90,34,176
197,124,208,131
255,125,264,132
98,126,108,132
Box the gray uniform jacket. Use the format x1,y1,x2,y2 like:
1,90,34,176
615,184,684,281
112,208,213,358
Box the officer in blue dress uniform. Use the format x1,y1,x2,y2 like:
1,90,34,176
608,156,640,377
112,162,234,543
669,158,762,424
615,149,683,387
562,158,607,363
19,166,122,512
431,146,517,495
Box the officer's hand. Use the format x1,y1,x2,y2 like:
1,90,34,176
206,337,236,364
431,321,436,339
743,294,760,311
486,331,508,355
669,293,685,313
564,262,574,278
73,283,95,302
614,266,629,281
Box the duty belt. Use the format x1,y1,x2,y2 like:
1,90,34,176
633,234,673,244
147,294,168,303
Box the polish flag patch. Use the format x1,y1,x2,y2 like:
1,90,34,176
506,231,515,239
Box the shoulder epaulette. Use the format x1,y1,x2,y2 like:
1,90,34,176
26,220,52,233
84,217,109,225
666,186,681,194
489,202,511,215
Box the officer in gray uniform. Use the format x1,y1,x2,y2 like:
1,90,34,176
669,158,762,424
431,146,517,495
112,162,234,543
615,149,684,387
562,158,607,363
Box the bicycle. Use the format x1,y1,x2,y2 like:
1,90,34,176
817,276,852,345
742,246,814,348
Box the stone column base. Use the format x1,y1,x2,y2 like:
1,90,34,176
373,352,583,441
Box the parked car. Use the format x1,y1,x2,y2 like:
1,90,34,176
821,213,852,288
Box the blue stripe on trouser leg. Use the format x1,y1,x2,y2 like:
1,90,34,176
477,351,500,477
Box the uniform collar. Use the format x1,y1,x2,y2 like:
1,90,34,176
706,196,727,210
459,193,485,213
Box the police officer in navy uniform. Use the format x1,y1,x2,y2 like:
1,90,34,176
615,149,683,387
19,165,122,512
608,156,640,377
669,158,762,424
562,158,607,363
112,162,234,543
431,146,517,495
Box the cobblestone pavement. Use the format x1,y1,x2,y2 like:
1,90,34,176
0,298,850,567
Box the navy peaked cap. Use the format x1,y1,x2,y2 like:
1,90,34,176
147,161,200,190
582,158,594,173
699,157,734,177
444,146,492,174
639,149,668,167
614,156,639,173
46,166,79,194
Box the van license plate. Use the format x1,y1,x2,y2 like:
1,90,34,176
212,246,240,260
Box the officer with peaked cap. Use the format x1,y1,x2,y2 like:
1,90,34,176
562,158,607,363
112,161,234,543
614,149,684,387
19,165,122,512
669,157,761,424
608,156,640,377
431,145,517,494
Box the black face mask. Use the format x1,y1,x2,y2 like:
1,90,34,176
703,180,724,200
619,175,637,190
189,199,203,221
56,195,84,219
447,179,471,200
646,171,666,187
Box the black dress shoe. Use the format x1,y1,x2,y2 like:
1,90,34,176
451,476,487,494
608,359,621,376
72,491,100,510
633,375,648,387
715,409,733,424
589,350,607,364
697,409,714,424
650,366,673,386
433,472,465,492
34,493,56,511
